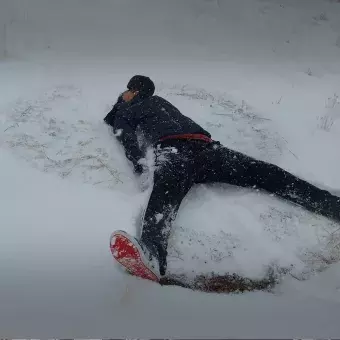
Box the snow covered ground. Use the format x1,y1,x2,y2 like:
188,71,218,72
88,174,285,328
1,0,340,337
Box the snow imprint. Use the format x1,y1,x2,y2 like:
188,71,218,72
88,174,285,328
1,83,340,281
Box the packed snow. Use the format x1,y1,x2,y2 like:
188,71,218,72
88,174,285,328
1,0,340,337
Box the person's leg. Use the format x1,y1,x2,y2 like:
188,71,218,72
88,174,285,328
199,142,340,222
140,145,195,276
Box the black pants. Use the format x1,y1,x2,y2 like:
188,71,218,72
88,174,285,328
140,140,340,276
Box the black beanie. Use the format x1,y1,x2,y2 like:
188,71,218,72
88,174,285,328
127,75,155,98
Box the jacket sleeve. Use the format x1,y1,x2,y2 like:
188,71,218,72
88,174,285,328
113,109,144,174
103,95,124,127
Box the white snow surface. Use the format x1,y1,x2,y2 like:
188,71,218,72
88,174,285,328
1,0,340,337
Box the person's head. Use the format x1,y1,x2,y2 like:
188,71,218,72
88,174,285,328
122,75,155,102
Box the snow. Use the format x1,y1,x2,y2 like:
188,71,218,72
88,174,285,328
1,0,340,337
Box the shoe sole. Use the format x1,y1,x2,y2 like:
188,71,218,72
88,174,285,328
110,230,160,282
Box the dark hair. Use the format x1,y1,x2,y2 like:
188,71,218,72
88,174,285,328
127,75,155,98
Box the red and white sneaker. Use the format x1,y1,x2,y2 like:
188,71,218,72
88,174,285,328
110,230,160,282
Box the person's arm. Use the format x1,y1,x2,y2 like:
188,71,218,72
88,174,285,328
103,94,124,127
113,109,144,174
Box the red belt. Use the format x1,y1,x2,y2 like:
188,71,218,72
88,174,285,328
159,133,212,143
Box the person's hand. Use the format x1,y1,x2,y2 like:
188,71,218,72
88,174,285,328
134,163,144,175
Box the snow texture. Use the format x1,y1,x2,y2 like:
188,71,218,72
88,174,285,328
1,0,340,337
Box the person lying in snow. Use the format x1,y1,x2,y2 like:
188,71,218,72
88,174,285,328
104,75,340,281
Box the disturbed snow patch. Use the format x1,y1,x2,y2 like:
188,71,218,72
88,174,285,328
1,83,340,285
1,85,135,192
167,184,340,282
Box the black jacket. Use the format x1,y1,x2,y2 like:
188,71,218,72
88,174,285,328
104,94,211,174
